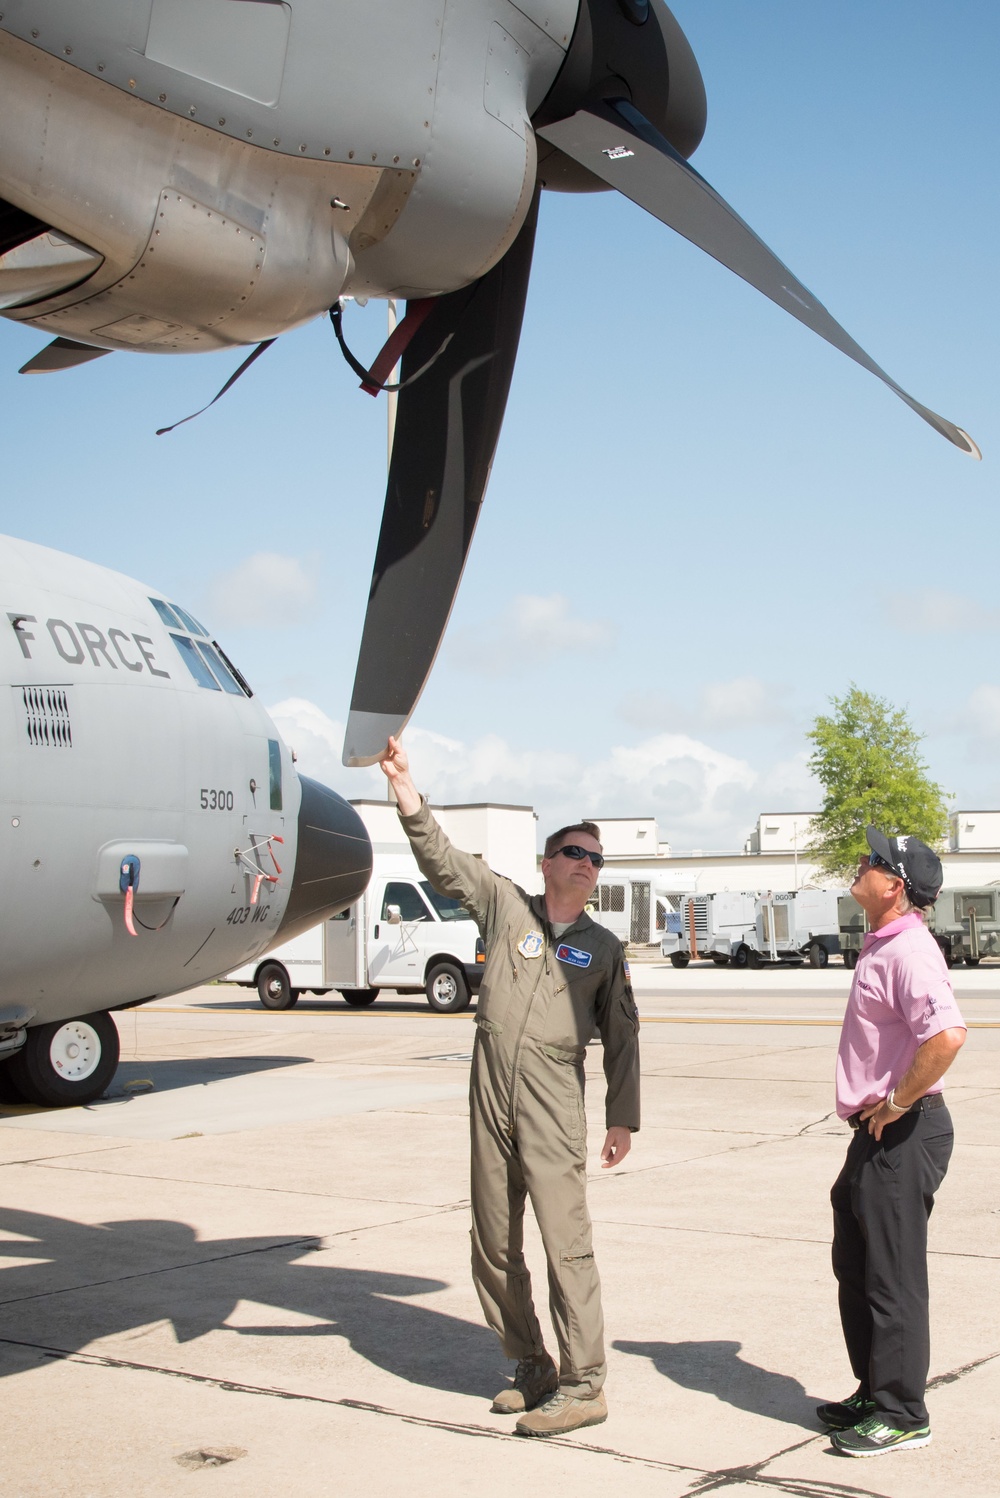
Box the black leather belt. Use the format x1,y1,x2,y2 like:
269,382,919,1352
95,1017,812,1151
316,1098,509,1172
847,1092,945,1130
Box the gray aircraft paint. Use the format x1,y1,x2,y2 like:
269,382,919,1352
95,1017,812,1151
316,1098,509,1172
0,0,571,346
0,535,372,1031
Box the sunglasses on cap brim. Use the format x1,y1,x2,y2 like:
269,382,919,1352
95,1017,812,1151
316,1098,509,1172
554,844,605,869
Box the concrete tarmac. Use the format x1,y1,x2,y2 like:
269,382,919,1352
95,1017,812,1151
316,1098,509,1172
0,962,997,1496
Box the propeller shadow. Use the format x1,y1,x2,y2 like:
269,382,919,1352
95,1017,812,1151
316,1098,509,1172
0,1206,502,1395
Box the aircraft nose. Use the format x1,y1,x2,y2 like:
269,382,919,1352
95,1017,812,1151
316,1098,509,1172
276,776,373,942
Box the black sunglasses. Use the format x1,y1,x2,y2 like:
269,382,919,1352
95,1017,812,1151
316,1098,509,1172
868,850,903,879
555,844,605,869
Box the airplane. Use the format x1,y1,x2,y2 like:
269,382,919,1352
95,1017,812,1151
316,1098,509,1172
0,3,979,761
0,532,373,1108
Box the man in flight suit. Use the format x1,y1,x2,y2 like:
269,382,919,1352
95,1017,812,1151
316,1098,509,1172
379,737,639,1438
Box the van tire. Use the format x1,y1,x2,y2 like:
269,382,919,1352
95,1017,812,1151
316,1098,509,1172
669,953,690,969
731,945,749,970
341,988,379,1007
7,1011,120,1107
808,943,829,968
257,963,297,1010
425,963,471,1013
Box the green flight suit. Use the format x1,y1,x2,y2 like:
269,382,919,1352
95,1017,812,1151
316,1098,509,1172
399,798,640,1397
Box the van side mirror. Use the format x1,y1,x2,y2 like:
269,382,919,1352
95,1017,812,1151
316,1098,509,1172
386,904,402,925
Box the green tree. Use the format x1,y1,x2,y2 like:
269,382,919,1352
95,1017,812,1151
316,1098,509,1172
806,686,948,881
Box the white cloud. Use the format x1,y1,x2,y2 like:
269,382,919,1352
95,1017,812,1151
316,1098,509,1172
206,553,317,628
267,696,820,852
447,593,615,676
620,675,792,732
886,589,1000,634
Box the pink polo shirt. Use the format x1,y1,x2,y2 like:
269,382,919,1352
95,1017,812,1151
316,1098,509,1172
836,910,966,1119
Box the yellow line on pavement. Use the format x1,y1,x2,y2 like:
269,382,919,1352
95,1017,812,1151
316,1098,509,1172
141,1008,1000,1029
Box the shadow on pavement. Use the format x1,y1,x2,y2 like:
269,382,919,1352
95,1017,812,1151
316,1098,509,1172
110,1055,312,1094
0,1206,502,1396
614,1337,819,1427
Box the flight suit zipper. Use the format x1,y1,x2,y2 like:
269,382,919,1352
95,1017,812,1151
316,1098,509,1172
507,926,549,1138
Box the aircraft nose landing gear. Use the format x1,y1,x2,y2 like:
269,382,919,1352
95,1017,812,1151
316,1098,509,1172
5,1011,121,1107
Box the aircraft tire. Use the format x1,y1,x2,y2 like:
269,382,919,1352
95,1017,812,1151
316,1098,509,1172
425,962,471,1013
341,988,379,1007
669,953,689,969
8,1011,120,1108
808,943,829,968
257,963,297,1010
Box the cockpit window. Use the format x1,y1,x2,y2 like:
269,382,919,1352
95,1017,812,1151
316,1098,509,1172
171,634,221,690
149,598,185,630
196,641,244,696
153,597,254,697
171,604,210,637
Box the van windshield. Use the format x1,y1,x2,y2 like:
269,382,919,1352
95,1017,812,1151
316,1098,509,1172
420,882,471,922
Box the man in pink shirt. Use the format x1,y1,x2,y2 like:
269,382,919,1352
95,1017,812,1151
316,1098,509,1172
819,827,966,1458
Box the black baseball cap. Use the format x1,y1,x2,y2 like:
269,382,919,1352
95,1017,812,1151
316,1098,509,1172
865,825,943,907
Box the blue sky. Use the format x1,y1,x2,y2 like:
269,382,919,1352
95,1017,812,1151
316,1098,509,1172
2,0,997,848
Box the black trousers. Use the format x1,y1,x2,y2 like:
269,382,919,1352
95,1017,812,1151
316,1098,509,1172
830,1100,954,1430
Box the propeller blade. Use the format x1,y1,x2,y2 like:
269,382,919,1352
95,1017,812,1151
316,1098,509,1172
342,194,540,767
538,100,979,458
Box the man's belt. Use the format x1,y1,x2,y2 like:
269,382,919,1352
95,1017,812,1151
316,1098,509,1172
847,1092,946,1130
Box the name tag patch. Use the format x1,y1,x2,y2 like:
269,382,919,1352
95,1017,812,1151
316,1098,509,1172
518,931,544,959
556,943,592,969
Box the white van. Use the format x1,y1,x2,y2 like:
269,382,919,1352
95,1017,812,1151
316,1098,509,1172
227,871,485,1012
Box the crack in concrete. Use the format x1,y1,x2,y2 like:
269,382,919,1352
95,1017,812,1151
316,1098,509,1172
1,1335,991,1494
31,1158,469,1212
0,1337,906,1495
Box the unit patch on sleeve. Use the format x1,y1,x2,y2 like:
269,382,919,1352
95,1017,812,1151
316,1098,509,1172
556,943,592,969
517,931,544,959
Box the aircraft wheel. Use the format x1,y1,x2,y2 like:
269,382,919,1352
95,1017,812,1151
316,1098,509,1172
747,949,764,970
808,943,829,968
425,962,471,1013
669,953,690,969
8,1012,120,1108
257,963,297,1010
731,946,749,970
341,988,379,1007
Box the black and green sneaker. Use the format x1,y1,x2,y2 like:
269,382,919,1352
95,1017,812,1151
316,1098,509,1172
832,1416,931,1457
816,1389,876,1430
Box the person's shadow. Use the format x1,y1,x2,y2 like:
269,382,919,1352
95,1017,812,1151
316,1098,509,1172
615,1338,819,1428
0,1205,503,1396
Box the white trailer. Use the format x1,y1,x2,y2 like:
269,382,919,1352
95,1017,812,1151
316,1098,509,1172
752,888,844,968
662,891,758,967
227,870,484,1012
591,875,689,946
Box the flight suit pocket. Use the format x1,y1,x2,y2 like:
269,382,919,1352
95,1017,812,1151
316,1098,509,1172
539,1042,587,1064
539,1043,587,1144
475,1015,503,1037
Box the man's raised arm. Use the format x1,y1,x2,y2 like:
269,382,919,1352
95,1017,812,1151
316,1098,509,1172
378,737,497,929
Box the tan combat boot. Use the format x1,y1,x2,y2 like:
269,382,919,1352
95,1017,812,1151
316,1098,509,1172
491,1353,559,1414
515,1388,608,1437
